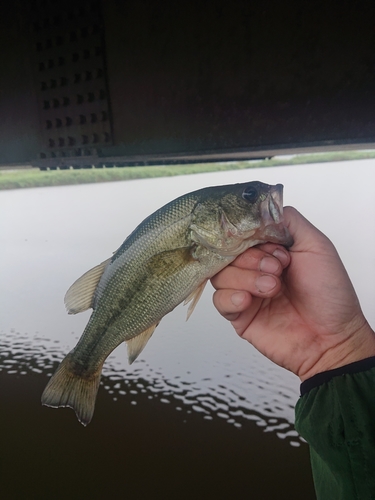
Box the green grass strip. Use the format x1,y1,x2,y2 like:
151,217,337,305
1,150,374,190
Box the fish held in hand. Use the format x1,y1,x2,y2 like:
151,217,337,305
41,181,293,425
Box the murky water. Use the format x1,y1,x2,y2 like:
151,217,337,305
1,159,374,499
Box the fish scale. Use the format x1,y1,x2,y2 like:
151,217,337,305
41,181,293,425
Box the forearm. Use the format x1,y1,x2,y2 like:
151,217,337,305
295,357,375,500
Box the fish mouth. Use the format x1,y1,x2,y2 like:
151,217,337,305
260,184,294,247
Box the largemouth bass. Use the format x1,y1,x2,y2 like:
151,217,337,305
42,181,293,425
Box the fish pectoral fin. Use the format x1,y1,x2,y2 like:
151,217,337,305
126,323,159,365
183,279,208,320
147,246,196,272
64,257,111,314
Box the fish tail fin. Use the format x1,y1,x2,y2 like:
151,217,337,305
41,353,102,426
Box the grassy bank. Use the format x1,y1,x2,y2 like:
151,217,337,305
1,150,374,190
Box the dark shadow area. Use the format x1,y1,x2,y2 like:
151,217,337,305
0,371,315,499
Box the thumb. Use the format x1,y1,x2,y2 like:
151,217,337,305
283,206,333,254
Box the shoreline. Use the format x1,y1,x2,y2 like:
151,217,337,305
1,150,374,191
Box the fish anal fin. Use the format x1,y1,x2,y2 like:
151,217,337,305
64,257,111,314
41,352,102,426
184,279,208,320
126,323,159,365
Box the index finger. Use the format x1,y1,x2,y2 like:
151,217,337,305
232,245,290,271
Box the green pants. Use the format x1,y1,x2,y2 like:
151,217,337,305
295,357,375,499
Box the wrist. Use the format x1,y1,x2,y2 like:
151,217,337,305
300,355,375,395
299,320,375,382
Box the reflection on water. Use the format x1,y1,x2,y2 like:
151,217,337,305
0,326,302,446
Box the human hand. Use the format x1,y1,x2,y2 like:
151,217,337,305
211,207,375,381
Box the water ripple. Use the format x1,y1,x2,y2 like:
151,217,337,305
0,329,303,447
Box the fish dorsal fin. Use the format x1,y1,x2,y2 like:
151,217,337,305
183,279,208,320
64,258,111,314
126,323,159,364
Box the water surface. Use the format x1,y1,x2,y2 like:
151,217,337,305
1,159,374,498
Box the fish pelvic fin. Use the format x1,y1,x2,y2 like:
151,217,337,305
64,257,111,314
126,323,159,365
41,353,102,426
183,279,208,320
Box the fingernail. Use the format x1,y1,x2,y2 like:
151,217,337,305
273,249,288,266
260,256,279,274
231,292,246,306
256,275,277,293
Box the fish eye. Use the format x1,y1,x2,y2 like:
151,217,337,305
242,186,259,203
